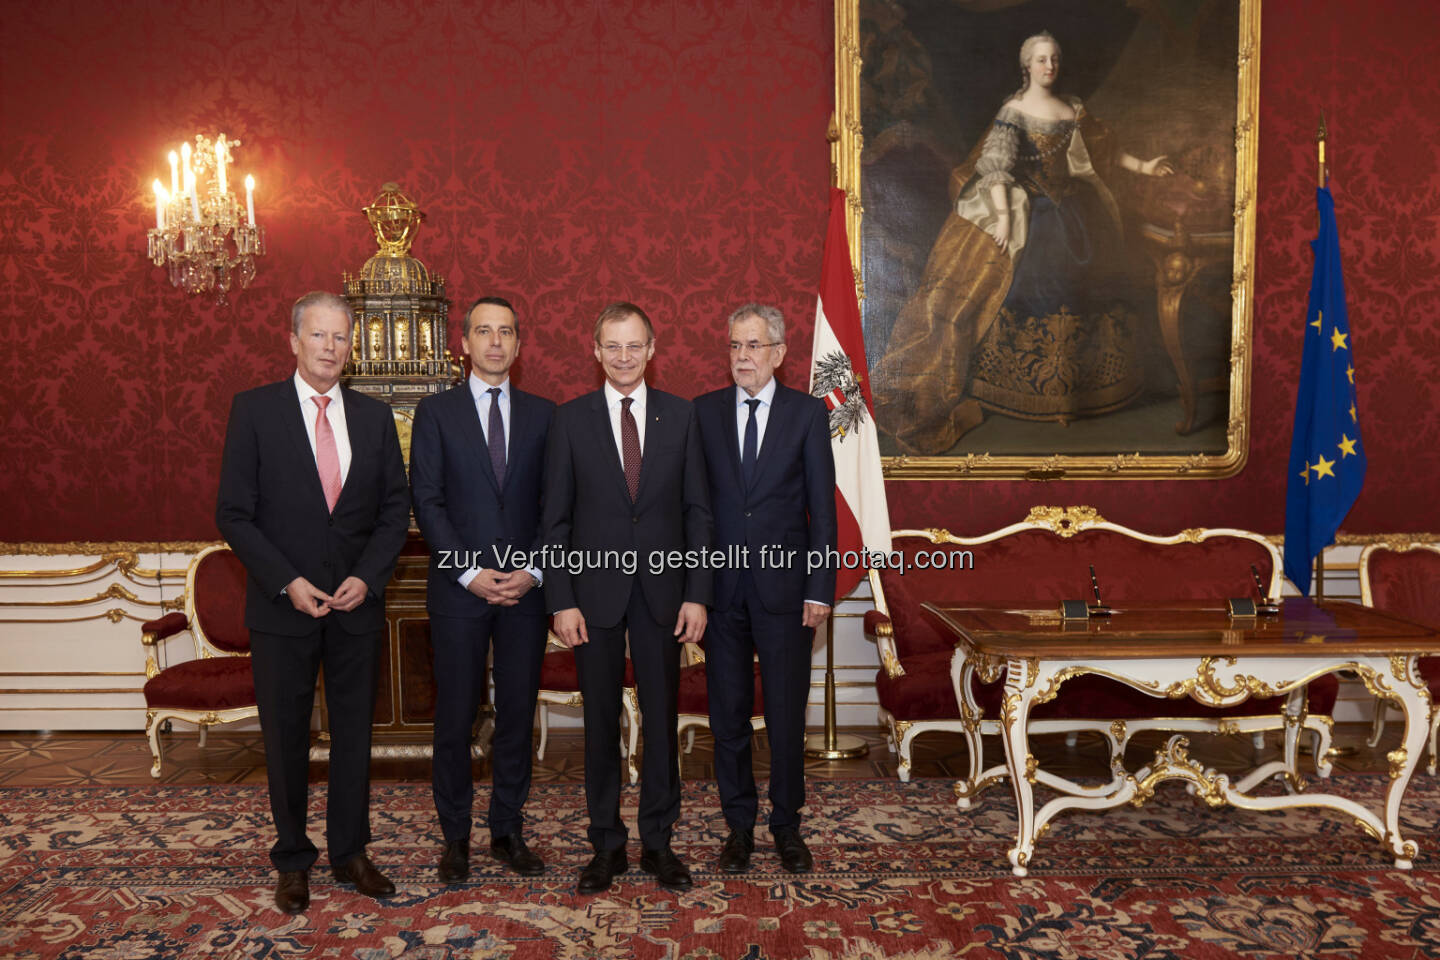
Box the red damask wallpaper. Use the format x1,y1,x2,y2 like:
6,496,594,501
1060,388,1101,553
1,0,1437,542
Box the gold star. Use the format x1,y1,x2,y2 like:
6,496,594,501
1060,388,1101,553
1312,454,1336,478
1346,364,1355,384
1349,402,1357,422
1331,328,1348,352
1338,434,1358,458
1311,310,1323,333
1298,461,1311,485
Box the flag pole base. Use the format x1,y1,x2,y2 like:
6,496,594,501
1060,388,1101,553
804,732,869,760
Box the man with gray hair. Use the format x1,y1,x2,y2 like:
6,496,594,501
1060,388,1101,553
693,302,837,874
216,291,409,914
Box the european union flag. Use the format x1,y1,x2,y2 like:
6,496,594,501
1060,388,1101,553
1284,187,1365,594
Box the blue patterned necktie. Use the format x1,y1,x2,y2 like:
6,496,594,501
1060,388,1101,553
487,387,506,488
742,398,760,487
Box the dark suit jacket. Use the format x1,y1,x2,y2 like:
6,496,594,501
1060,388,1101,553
695,381,837,612
409,382,554,618
541,386,713,629
215,378,410,636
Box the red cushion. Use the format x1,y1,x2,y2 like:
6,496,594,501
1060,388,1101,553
194,550,250,654
677,661,764,716
539,650,635,691
1367,548,1440,626
875,569,955,660
142,656,255,711
876,650,1341,723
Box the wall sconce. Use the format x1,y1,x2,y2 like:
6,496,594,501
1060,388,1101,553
147,134,265,304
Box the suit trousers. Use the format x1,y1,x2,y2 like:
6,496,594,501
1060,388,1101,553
705,570,814,831
429,608,547,842
250,621,382,872
573,579,682,852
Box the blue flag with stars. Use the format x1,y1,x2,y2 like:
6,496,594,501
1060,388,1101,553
1284,186,1365,594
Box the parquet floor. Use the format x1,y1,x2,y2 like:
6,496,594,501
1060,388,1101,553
0,723,1400,786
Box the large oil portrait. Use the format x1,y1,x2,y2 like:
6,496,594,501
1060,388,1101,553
836,0,1259,479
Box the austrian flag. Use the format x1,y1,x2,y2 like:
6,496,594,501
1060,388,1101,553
810,188,892,601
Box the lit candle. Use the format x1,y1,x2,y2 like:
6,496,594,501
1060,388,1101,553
190,184,201,222
244,175,255,227
168,151,179,197
215,137,227,196
153,180,166,230
180,142,192,189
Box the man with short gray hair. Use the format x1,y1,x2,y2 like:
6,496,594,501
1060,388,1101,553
694,302,836,875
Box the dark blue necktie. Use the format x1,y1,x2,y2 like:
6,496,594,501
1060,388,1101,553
487,387,506,488
742,398,760,487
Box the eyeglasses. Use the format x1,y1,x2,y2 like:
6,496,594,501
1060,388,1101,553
599,341,651,357
729,340,781,354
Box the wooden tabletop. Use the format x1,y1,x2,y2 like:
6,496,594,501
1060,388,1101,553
922,598,1440,659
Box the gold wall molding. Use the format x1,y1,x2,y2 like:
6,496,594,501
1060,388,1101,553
0,541,218,556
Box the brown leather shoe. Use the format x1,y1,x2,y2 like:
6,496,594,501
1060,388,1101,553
718,828,754,874
331,853,396,899
274,869,309,915
640,845,693,891
438,837,470,884
491,833,544,876
577,847,628,895
773,828,814,874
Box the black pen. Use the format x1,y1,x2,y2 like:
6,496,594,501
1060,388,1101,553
1088,564,1112,616
1250,563,1280,614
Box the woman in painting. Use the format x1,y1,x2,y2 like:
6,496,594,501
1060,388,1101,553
874,31,1173,455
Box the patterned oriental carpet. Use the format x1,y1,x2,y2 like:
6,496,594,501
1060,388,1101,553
4,777,1440,959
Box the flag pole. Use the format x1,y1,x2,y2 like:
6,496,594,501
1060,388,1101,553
804,606,867,759
1314,111,1328,601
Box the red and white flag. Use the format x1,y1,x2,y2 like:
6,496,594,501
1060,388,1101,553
810,188,892,601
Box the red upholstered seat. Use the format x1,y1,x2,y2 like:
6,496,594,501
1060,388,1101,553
1359,543,1440,771
143,656,255,711
678,659,764,717
538,648,635,690
139,545,259,777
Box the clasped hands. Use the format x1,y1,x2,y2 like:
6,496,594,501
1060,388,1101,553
285,575,368,618
466,568,537,607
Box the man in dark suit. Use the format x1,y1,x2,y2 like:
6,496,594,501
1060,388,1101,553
694,303,836,875
216,291,409,914
542,302,712,894
409,297,554,883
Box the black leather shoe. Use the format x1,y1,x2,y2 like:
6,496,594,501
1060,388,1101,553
438,837,470,884
332,853,396,899
274,869,309,915
718,828,754,874
577,847,628,895
640,845,693,891
773,828,814,874
491,833,545,876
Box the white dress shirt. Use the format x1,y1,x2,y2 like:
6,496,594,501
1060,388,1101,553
604,379,648,462
293,372,351,483
458,374,541,589
735,376,777,457
471,373,511,460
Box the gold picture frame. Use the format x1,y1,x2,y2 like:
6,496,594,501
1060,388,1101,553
835,0,1260,479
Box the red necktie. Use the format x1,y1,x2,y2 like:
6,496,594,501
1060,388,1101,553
621,396,641,502
313,395,343,512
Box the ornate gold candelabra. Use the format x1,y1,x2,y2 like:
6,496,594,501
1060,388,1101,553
146,134,264,304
